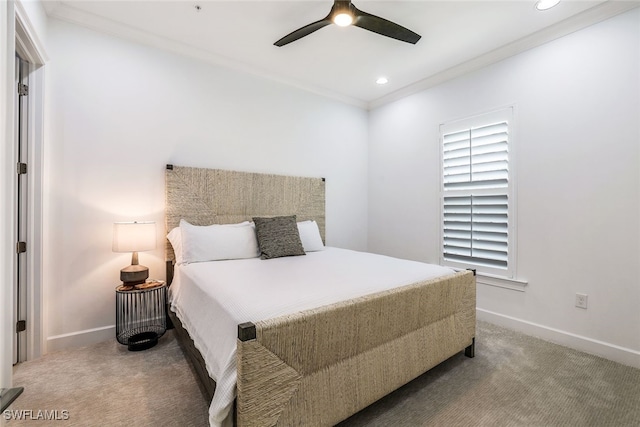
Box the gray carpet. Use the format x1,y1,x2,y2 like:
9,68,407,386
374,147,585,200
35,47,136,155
339,322,640,427
8,322,640,426
9,330,209,426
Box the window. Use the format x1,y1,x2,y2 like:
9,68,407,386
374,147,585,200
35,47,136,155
440,108,514,277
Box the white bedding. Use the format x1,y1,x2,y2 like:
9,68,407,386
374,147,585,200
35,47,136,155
168,247,455,427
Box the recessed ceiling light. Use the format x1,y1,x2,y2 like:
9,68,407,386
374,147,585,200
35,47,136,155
376,77,389,85
535,0,560,11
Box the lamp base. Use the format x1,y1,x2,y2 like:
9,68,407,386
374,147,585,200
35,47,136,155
120,264,149,288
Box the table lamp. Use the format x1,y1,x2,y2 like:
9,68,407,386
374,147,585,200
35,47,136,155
112,221,156,289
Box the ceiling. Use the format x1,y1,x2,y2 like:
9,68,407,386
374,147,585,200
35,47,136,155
42,0,639,109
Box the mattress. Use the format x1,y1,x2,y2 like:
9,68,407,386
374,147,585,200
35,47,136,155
168,247,455,427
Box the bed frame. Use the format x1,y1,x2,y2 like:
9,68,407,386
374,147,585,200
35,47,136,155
164,164,476,426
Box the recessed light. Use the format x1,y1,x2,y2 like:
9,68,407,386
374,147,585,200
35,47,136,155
376,77,389,85
535,0,560,11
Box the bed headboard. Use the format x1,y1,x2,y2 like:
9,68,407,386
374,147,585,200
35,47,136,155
165,164,326,263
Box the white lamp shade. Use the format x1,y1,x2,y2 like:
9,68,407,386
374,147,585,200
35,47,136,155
112,221,156,253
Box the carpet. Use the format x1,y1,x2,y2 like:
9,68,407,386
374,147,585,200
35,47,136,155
339,321,640,427
7,322,640,426
8,330,208,426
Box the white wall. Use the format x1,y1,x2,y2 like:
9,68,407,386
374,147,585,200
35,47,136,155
43,18,369,350
368,9,640,366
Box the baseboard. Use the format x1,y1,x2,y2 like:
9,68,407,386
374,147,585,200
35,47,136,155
477,308,640,369
46,325,115,353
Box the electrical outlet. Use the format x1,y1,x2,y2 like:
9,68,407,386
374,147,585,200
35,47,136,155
575,293,588,309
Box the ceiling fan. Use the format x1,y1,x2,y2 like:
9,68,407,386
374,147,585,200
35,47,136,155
274,0,421,47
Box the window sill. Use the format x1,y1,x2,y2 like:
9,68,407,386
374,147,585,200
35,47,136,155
476,273,528,292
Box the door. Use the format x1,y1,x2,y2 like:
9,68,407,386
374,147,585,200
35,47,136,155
14,54,29,364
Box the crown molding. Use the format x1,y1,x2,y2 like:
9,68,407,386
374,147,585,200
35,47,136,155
42,1,639,111
42,1,369,110
368,1,640,110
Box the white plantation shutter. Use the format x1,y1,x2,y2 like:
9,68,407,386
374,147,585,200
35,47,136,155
441,113,512,273
443,194,508,268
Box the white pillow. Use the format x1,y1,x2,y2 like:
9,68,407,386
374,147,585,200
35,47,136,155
167,227,183,264
297,220,325,252
179,219,260,263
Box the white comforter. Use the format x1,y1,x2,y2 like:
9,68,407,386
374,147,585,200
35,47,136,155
168,247,455,427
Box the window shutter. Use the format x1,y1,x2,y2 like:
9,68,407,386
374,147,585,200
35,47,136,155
443,122,508,191
442,121,509,270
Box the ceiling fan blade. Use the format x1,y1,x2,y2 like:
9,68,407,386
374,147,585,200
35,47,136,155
274,18,332,47
352,6,421,44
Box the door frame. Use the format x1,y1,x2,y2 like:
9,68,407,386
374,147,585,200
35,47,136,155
1,0,18,394
14,1,47,362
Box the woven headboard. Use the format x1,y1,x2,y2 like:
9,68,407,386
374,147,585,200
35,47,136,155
165,165,326,262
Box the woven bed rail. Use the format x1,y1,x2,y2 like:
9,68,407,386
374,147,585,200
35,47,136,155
236,269,476,426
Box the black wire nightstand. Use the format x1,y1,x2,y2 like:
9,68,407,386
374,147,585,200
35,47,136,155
116,281,167,351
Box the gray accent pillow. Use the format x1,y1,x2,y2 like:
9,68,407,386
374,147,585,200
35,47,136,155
253,215,306,260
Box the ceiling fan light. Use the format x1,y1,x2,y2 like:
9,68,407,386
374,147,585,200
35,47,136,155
334,12,353,27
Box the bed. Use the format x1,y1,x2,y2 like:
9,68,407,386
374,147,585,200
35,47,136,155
164,165,476,427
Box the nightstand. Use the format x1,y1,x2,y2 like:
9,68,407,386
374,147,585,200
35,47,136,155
116,281,167,351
